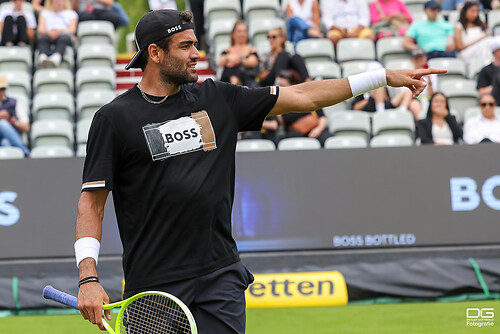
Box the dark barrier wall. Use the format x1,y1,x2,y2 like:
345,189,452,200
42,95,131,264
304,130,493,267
1,144,499,259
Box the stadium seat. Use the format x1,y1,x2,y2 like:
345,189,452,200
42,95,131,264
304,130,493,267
208,18,236,55
306,61,341,80
76,67,116,92
32,92,75,121
376,37,409,65
0,146,24,159
439,79,478,123
463,106,500,123
327,111,371,140
76,118,92,154
33,68,74,94
204,0,241,26
370,133,414,147
236,139,276,152
428,57,466,81
30,119,74,148
243,0,279,22
324,135,368,149
277,137,321,150
372,110,415,138
76,145,86,157
341,60,373,77
34,46,74,71
77,90,115,120
77,44,115,68
384,58,413,70
488,10,500,33
248,17,285,46
0,46,32,72
467,59,489,80
296,38,335,64
30,146,74,158
3,71,31,96
77,20,116,45
404,0,427,17
336,38,376,63
322,102,349,122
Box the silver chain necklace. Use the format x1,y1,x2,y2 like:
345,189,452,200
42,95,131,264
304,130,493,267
137,83,168,104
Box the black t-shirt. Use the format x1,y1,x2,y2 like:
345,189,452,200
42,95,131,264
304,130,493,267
477,63,498,89
82,80,279,291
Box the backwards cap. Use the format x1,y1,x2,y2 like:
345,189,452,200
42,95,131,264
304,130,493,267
125,9,195,70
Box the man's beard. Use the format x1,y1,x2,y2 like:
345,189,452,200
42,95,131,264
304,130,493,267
159,57,198,86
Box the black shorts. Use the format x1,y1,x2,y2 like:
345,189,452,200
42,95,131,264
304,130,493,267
124,261,254,334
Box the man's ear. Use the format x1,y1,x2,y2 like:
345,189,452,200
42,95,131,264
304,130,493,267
148,44,161,65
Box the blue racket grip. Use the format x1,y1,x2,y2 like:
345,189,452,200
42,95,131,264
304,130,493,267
43,285,79,309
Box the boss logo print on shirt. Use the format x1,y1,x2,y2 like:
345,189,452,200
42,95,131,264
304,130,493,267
143,110,217,161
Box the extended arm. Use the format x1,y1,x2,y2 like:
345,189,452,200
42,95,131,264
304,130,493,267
76,189,111,331
269,68,446,116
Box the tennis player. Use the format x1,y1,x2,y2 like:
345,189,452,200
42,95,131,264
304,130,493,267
75,9,445,333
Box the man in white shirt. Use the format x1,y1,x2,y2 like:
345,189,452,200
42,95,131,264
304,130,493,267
464,94,500,144
321,0,375,46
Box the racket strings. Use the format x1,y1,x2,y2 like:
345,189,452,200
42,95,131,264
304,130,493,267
119,294,192,334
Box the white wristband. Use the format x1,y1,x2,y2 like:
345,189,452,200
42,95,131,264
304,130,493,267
347,68,387,97
74,237,100,268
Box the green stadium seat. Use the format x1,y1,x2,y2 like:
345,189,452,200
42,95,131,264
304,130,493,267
277,137,321,150
324,135,368,149
236,139,276,152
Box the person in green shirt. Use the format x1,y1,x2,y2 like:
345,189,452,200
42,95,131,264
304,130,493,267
402,0,456,59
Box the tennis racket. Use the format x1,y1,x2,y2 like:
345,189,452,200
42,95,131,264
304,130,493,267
42,285,197,334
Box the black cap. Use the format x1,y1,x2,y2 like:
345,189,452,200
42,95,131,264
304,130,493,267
424,0,440,10
410,49,427,58
125,9,195,70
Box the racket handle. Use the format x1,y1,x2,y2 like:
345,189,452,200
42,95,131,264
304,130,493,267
43,285,79,309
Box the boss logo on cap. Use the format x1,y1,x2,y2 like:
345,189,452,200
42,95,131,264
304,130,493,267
167,25,182,34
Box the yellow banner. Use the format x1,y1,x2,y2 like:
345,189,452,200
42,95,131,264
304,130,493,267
246,271,348,308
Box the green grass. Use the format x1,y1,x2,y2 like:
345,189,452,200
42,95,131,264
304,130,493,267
1,300,499,333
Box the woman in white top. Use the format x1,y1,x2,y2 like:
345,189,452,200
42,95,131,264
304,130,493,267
37,0,78,68
286,0,322,45
417,92,463,145
454,1,492,71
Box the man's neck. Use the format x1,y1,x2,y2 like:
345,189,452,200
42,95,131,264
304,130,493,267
140,74,181,97
493,58,500,67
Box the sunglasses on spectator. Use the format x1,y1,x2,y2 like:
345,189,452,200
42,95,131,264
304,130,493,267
267,35,279,40
480,102,495,107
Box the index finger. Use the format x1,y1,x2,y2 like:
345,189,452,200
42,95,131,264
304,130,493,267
414,68,448,77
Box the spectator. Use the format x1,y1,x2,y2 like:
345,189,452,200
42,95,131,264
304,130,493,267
479,0,500,10
111,1,129,28
409,48,437,118
276,70,331,146
0,75,29,155
455,1,493,71
286,0,323,46
0,0,36,46
218,20,259,87
258,27,310,86
417,92,463,145
72,0,121,29
353,61,419,116
38,0,77,68
149,0,177,10
463,93,500,144
370,0,412,40
403,0,455,60
321,0,375,46
477,38,500,104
